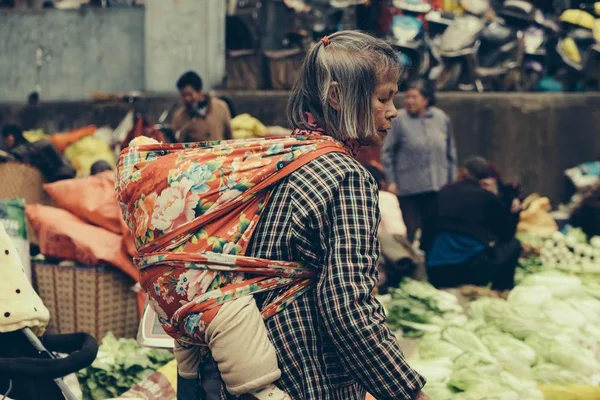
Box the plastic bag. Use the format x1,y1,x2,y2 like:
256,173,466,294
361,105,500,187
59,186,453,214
44,171,122,234
64,136,115,177
0,199,31,281
517,195,558,236
50,125,97,153
25,204,136,280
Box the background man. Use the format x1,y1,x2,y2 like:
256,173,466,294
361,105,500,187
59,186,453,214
172,71,232,143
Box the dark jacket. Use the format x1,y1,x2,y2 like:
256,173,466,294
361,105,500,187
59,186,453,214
422,179,519,251
570,182,600,238
10,139,76,182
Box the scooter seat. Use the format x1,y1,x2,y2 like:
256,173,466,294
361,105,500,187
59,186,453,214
571,27,596,45
481,23,517,46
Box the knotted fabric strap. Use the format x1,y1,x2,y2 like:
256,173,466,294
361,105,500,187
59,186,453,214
116,135,348,345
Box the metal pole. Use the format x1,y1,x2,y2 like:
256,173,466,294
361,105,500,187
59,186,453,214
21,328,78,400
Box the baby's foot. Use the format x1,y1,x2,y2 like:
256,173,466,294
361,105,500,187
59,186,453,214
241,383,291,400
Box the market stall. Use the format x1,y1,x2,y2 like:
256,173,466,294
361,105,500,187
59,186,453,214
2,110,600,398
366,225,600,399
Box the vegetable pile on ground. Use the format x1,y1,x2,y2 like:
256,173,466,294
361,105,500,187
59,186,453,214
538,229,600,273
77,332,173,400
519,228,600,280
403,271,600,399
384,279,466,338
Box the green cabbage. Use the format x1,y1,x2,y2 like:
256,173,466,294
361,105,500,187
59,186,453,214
532,363,592,385
452,382,520,400
525,334,600,376
507,285,553,306
441,327,494,362
417,336,465,360
541,300,587,328
386,279,465,338
519,271,581,298
77,332,173,400
423,382,456,400
410,358,453,383
566,298,600,323
479,331,537,377
468,297,508,322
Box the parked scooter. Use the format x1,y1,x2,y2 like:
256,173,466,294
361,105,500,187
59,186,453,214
502,1,561,90
434,0,526,92
425,7,457,78
390,0,434,83
556,3,600,90
587,15,600,88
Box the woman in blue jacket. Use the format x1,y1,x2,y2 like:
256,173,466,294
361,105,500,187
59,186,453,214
381,79,457,243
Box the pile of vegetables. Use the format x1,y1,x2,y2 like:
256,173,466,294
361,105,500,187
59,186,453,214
77,332,173,400
384,279,466,338
538,229,600,273
231,113,267,139
400,272,600,399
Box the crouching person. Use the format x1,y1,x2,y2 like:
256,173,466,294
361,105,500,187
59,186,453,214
422,156,522,291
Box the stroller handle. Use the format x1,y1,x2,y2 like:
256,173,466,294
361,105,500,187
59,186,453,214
0,332,98,380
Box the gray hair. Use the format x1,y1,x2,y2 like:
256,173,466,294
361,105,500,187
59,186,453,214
287,30,403,141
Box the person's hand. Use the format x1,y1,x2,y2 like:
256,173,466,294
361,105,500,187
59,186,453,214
480,178,499,195
387,183,398,195
510,198,522,214
413,391,431,400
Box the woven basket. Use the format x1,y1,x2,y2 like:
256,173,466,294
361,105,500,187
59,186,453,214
264,48,305,90
226,49,263,90
32,260,139,340
0,161,53,245
0,161,51,204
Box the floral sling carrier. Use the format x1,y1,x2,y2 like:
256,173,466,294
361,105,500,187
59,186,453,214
116,135,348,346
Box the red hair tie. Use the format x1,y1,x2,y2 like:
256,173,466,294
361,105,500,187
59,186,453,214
321,36,330,47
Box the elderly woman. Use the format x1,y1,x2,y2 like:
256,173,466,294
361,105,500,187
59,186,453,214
381,79,457,243
118,31,428,400
234,31,428,400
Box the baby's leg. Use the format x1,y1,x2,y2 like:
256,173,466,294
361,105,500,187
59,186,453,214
173,340,201,400
205,295,289,399
174,340,202,379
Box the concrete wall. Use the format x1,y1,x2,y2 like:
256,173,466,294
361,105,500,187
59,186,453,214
144,0,226,93
1,92,599,204
0,1,227,102
0,8,145,102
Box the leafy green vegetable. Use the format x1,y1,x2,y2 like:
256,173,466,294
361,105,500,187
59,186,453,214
388,264,600,398
423,382,457,400
468,297,507,323
410,358,453,383
417,336,464,361
452,382,520,400
448,353,501,391
532,363,592,385
519,271,581,298
478,330,536,377
525,333,600,376
506,285,553,306
541,300,587,328
386,279,466,338
441,327,494,362
78,332,173,400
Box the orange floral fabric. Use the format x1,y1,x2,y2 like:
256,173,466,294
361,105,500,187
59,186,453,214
116,136,348,346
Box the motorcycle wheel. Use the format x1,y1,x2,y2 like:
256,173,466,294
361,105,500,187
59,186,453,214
436,62,462,91
522,71,542,92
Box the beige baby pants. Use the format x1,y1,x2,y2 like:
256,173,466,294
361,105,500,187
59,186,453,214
173,295,281,396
